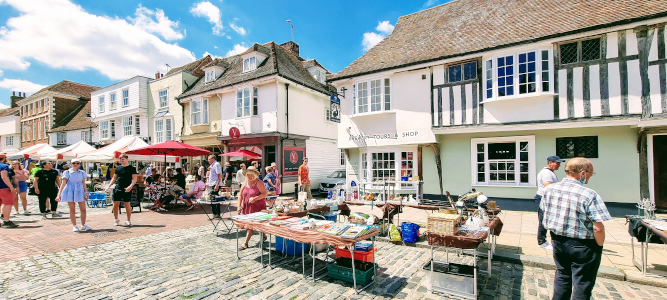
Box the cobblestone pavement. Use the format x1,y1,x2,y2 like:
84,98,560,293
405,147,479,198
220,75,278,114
1,224,667,300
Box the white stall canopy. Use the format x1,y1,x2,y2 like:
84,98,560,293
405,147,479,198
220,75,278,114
39,141,96,161
7,143,57,160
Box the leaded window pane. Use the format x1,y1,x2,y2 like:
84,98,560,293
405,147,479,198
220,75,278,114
464,62,477,80
449,65,462,82
560,42,578,64
556,136,598,158
581,38,601,61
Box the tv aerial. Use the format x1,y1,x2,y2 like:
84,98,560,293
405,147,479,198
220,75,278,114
286,19,296,42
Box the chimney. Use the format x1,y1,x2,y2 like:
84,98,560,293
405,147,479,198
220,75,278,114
10,91,25,108
155,72,160,79
160,73,164,78
280,41,300,57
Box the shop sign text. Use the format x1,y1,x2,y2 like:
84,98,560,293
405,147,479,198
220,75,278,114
349,131,419,141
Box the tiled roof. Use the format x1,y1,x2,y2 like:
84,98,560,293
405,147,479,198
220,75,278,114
178,42,331,99
165,55,213,76
302,59,328,72
50,101,95,132
35,80,101,100
0,107,19,118
329,0,667,81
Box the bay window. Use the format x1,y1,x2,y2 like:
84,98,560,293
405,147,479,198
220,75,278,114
484,50,551,101
472,136,535,187
355,78,390,114
122,116,133,136
236,87,258,117
165,119,172,141
191,99,208,125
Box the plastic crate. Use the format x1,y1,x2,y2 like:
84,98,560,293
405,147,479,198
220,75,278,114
335,246,375,262
275,236,309,255
327,257,377,286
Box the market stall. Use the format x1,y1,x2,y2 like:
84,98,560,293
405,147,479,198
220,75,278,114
626,215,667,277
8,143,57,160
39,140,95,161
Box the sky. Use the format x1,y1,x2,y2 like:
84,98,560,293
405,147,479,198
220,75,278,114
0,0,450,108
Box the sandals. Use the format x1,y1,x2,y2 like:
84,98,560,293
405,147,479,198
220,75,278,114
238,243,249,251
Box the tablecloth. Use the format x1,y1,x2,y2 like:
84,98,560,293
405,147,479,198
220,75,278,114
233,219,379,247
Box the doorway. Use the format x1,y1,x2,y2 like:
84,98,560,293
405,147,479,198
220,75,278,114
653,135,667,209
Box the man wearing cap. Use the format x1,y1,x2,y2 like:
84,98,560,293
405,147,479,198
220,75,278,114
0,154,18,227
535,155,564,250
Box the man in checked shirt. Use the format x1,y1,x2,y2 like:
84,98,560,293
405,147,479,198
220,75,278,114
540,157,611,300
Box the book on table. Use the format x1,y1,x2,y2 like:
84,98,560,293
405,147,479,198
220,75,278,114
340,226,366,239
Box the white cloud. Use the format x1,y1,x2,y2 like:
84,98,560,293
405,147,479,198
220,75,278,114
202,51,222,60
0,103,8,109
129,5,185,41
0,0,195,80
362,21,395,51
0,78,46,95
423,0,440,8
376,21,394,34
226,43,248,57
229,23,246,35
190,1,223,35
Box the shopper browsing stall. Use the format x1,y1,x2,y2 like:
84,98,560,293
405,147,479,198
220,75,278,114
0,154,18,228
11,161,30,215
237,166,267,250
105,154,137,227
34,161,61,219
55,159,91,233
263,166,277,195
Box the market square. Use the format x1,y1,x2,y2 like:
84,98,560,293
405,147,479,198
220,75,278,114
1,0,667,299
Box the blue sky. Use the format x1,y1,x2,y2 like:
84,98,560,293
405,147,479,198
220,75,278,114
0,0,448,108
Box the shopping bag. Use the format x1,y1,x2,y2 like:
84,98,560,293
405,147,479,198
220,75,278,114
389,224,402,242
401,222,420,243
298,186,307,202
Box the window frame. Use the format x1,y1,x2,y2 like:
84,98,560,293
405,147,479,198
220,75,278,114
354,77,391,115
447,60,478,83
236,87,258,118
122,116,133,136
483,49,553,102
190,99,209,126
135,115,140,135
110,120,116,138
243,56,257,72
57,132,67,145
109,92,117,110
98,95,105,113
559,36,603,66
81,131,90,143
471,135,536,187
122,88,129,107
556,136,599,159
100,121,109,139
155,119,164,144
165,118,172,141
357,147,418,187
6,136,13,147
158,89,168,108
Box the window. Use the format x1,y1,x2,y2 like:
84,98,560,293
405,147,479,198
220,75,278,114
122,88,129,107
541,50,550,92
110,120,115,138
400,152,414,178
44,120,47,136
37,100,41,113
473,136,535,186
57,132,66,145
109,92,117,110
159,89,168,108
236,87,257,117
560,37,601,65
98,96,105,113
155,120,164,143
100,121,109,139
556,136,598,158
310,69,326,84
355,78,391,114
191,99,208,125
497,55,514,97
518,52,536,94
340,149,345,166
32,123,35,140
485,50,551,100
37,121,41,139
81,131,90,143
165,119,172,141
243,56,256,72
30,103,33,115
122,116,133,136
325,107,330,122
485,60,493,99
6,136,13,146
361,153,368,181
135,115,140,135
371,152,395,181
448,61,477,83
205,70,215,83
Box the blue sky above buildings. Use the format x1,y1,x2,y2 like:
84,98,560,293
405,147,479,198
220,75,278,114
0,0,449,107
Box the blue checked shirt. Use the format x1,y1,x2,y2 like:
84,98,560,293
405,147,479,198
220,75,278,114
540,178,611,240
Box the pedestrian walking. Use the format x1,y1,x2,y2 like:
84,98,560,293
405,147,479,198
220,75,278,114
0,154,18,228
34,161,61,220
11,161,30,215
206,155,223,218
535,155,564,251
55,159,91,233
105,154,138,227
298,157,312,200
541,157,611,300
237,166,267,250
236,163,246,190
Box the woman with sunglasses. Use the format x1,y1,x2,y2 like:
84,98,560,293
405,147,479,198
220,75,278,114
55,158,91,232
10,161,30,215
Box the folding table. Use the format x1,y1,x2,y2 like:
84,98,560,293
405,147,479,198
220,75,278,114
197,196,237,235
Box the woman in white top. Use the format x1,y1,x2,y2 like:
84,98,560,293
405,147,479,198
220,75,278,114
55,159,91,233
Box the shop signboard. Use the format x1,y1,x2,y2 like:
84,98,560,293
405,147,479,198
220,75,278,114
229,127,241,139
283,147,305,175
330,95,340,123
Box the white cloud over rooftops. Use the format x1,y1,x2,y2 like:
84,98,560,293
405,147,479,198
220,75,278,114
190,1,224,35
229,23,247,35
0,0,195,80
226,43,248,57
362,20,395,51
0,78,46,95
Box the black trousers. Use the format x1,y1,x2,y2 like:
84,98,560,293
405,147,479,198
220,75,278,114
535,195,547,245
38,189,58,214
550,232,603,300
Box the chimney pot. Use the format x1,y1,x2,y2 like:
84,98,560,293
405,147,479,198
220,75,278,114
155,72,160,79
12,91,15,96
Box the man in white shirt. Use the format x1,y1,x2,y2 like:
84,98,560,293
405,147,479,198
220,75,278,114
145,164,153,178
207,155,223,218
535,155,564,250
236,163,246,189
197,163,205,181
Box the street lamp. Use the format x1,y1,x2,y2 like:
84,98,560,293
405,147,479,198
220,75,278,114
85,110,96,146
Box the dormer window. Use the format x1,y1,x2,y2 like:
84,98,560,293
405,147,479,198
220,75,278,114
243,56,256,72
205,70,216,83
310,68,326,84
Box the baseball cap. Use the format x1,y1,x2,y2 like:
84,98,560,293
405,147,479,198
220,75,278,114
547,155,565,162
0,153,6,159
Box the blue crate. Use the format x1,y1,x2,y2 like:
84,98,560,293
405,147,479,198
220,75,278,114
275,236,309,255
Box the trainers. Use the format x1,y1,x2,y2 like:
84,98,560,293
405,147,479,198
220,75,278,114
213,214,221,219
186,205,195,211
114,219,120,226
157,207,168,212
3,221,19,228
538,242,554,251
124,221,132,227
80,224,92,231
42,214,49,220
51,213,60,218
72,226,80,232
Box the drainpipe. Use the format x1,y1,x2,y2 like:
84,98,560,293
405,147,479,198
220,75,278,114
280,83,290,193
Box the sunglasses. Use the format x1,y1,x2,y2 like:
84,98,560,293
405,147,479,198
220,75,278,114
72,162,81,165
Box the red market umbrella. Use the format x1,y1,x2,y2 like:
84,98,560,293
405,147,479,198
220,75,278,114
220,150,261,158
126,140,210,157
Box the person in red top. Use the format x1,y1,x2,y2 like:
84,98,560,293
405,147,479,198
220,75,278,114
298,157,312,200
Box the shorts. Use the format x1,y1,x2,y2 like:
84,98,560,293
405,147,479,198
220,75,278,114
0,188,15,205
18,181,28,193
224,180,232,187
182,195,196,200
113,189,132,202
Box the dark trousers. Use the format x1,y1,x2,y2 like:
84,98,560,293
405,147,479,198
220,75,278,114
38,189,58,214
550,232,603,300
535,195,547,245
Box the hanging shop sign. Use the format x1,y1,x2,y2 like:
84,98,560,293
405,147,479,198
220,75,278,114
283,147,305,175
330,95,340,123
229,127,241,140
